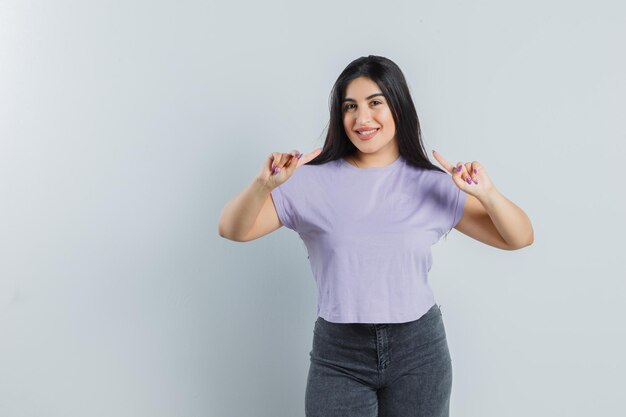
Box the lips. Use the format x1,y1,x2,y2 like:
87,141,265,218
355,128,379,140
354,127,380,133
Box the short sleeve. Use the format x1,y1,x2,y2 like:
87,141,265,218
431,173,467,236
450,186,467,232
270,185,297,230
269,168,306,232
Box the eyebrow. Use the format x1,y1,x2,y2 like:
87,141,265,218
341,93,385,103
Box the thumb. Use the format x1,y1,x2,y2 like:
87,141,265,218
451,163,469,191
283,149,301,175
272,149,300,178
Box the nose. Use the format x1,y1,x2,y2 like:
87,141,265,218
355,106,372,125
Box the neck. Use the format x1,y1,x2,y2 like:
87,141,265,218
350,151,400,168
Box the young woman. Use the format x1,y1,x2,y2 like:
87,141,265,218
218,55,533,417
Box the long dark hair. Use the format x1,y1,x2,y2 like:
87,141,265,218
305,55,445,174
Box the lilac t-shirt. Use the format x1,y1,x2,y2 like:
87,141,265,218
270,155,466,324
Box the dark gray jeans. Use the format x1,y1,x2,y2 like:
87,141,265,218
305,303,452,417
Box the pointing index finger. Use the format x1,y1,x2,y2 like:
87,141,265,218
432,150,453,174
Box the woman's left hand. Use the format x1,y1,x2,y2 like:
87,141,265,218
432,150,496,199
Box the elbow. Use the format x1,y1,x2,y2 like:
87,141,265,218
507,234,534,251
217,223,249,243
218,231,248,243
506,222,534,250
512,241,533,250
217,219,228,239
523,230,535,248
217,222,229,239
217,211,238,241
218,227,231,240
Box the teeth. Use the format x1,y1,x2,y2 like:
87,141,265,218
358,129,377,134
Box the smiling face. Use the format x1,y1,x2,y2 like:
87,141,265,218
342,76,398,163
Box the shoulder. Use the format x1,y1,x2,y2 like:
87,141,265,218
277,159,336,190
401,162,450,186
295,159,340,177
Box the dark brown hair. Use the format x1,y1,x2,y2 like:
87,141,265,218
305,55,445,174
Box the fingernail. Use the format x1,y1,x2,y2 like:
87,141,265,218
473,168,477,174
296,153,302,159
473,178,478,184
271,163,275,171
466,177,471,184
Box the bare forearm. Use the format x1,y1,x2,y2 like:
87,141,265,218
479,188,534,249
218,176,271,241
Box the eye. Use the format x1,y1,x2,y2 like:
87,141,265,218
342,100,383,111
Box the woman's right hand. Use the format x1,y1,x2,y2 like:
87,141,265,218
258,147,322,190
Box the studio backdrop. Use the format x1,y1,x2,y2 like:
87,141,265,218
1,0,624,416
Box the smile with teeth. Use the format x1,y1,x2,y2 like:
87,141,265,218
355,127,380,139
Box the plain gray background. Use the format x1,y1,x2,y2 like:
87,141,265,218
1,0,624,416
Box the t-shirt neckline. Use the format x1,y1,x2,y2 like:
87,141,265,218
340,155,403,172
